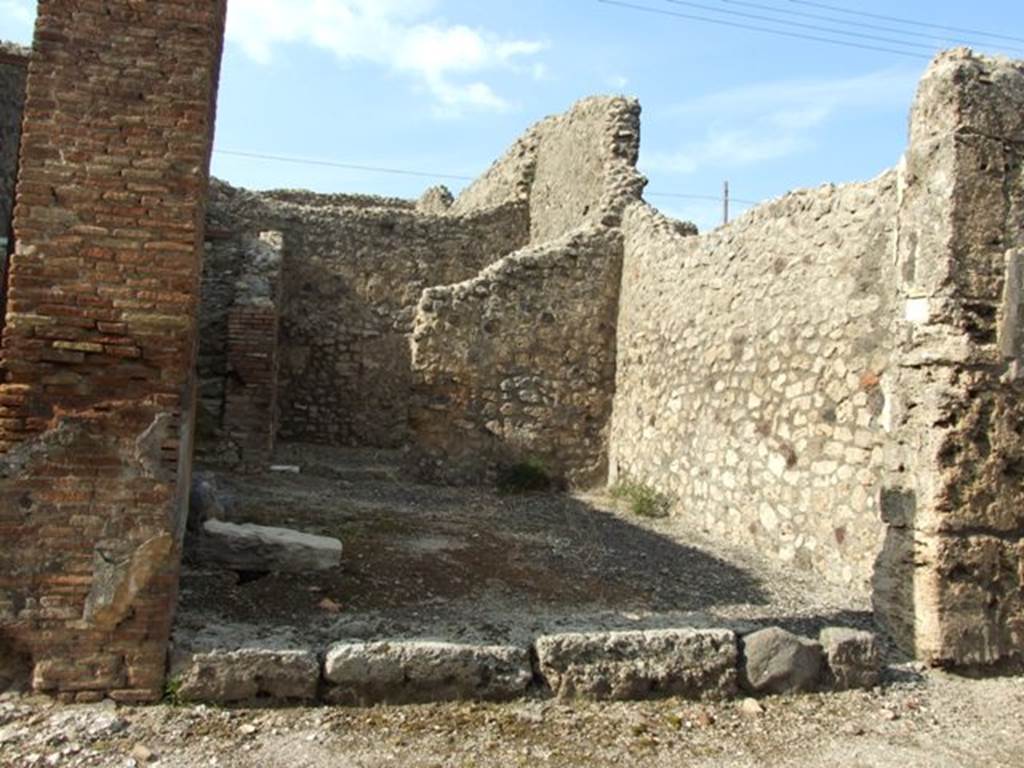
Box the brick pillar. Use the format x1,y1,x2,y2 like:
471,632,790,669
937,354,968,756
0,0,226,701
222,232,284,468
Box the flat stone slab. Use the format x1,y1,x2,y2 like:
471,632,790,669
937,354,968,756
198,520,342,573
175,648,320,703
741,627,823,695
323,641,532,705
534,628,738,701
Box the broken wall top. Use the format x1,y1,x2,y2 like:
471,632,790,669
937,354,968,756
450,95,650,242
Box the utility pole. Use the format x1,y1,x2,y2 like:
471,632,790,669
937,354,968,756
723,180,730,226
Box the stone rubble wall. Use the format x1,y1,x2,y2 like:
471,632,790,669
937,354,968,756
410,225,623,486
451,96,647,243
610,178,898,590
0,0,227,701
874,51,1024,670
409,97,647,486
0,43,28,310
202,181,529,450
0,43,27,241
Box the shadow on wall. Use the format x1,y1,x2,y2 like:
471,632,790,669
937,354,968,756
872,489,917,657
277,250,415,448
199,181,531,457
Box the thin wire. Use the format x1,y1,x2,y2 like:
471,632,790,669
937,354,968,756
215,149,476,182
788,0,1024,46
716,0,1024,55
597,0,931,59
214,148,759,208
661,0,938,52
648,191,759,205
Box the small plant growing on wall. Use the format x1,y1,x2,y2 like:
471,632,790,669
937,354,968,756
162,675,184,707
497,457,554,494
610,479,673,519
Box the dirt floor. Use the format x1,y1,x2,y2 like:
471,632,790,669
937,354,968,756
3,443,1023,767
2,669,1023,767
174,443,874,653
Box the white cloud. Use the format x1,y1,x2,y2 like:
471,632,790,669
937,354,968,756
644,68,919,175
608,75,629,90
0,0,35,41
225,0,546,114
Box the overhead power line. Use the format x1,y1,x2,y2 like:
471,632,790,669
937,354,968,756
597,0,931,59
787,0,1024,46
647,191,759,205
661,0,938,53
215,149,475,182
214,147,756,208
717,0,1024,55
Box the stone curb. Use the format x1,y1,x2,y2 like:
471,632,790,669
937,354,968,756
170,625,882,706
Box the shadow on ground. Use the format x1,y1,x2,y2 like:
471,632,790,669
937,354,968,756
176,444,871,649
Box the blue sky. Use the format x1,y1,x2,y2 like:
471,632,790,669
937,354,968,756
2,0,1022,230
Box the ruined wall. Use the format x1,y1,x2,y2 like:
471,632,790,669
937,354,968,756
221,232,283,468
197,228,284,466
411,226,623,486
0,0,226,700
410,97,646,486
202,182,529,449
610,178,898,589
0,43,27,242
451,96,646,244
875,51,1024,670
529,97,644,243
0,43,28,310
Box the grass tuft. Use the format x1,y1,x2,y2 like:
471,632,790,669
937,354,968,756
610,479,672,519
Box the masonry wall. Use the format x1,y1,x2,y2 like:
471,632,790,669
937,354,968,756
219,231,283,468
610,177,899,589
411,226,623,485
0,43,28,309
451,96,646,243
875,51,1024,670
0,0,226,700
0,44,27,238
201,181,529,450
409,96,646,486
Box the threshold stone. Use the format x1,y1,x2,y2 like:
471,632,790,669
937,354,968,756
323,641,533,705
534,628,739,701
175,648,320,703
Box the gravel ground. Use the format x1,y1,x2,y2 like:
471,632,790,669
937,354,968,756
177,444,874,654
1,668,1022,767
3,444,1022,766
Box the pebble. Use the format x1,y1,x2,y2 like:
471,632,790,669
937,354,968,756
739,698,765,717
131,744,157,763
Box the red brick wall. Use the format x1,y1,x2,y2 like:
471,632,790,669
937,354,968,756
224,304,280,468
0,0,226,701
